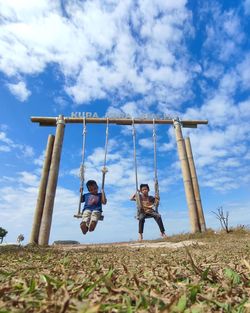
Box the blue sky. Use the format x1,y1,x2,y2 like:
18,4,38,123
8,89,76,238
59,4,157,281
0,0,250,244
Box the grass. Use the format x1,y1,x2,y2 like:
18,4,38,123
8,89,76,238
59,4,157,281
0,229,250,312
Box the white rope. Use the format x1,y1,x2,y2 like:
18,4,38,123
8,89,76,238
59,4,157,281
152,119,159,212
153,119,158,183
132,119,139,191
132,119,141,216
75,118,87,218
79,118,87,186
101,118,109,190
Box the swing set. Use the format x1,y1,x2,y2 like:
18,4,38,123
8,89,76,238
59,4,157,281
29,115,208,246
73,117,160,220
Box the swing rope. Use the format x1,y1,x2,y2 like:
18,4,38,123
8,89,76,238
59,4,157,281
74,118,87,218
131,118,160,217
80,118,87,187
132,119,142,217
101,118,109,190
75,118,109,219
152,119,159,212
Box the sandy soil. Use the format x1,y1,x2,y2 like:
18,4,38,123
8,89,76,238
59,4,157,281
53,239,205,250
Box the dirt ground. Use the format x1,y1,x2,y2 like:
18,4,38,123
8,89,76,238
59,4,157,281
55,239,205,250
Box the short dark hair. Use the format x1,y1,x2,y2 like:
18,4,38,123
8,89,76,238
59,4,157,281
140,184,149,191
86,180,98,190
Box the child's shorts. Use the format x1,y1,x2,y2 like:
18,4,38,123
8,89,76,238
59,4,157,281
82,210,102,225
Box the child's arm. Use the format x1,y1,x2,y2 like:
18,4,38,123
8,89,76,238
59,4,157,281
101,189,107,205
80,187,85,203
154,194,160,207
130,193,136,201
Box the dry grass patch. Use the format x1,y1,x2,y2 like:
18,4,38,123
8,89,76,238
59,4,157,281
0,230,250,312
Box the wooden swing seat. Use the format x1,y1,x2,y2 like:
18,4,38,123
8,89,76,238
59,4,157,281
136,208,160,220
74,213,104,221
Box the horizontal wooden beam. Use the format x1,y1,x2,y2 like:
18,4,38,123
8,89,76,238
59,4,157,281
30,116,208,128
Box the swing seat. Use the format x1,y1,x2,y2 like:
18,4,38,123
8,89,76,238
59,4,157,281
74,213,83,219
74,213,104,221
136,215,157,220
136,207,160,220
99,215,104,221
135,215,155,220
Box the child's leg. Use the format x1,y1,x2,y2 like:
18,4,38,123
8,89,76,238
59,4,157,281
138,213,145,240
81,210,91,234
89,211,101,232
151,212,166,235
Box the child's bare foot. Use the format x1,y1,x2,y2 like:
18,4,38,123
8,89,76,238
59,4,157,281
138,234,143,241
80,222,88,234
89,221,97,232
161,232,167,238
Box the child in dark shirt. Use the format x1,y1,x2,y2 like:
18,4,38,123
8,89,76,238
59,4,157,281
131,184,167,241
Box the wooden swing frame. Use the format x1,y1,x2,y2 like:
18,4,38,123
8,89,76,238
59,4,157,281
29,115,208,245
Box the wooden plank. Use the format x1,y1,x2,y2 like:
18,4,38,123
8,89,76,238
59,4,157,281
31,116,208,127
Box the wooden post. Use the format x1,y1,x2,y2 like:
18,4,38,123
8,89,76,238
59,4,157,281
185,137,206,232
29,135,55,244
39,116,65,245
173,120,201,233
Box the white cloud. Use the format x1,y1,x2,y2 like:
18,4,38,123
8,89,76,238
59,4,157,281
33,151,46,167
139,138,153,149
237,54,250,90
18,171,40,187
181,10,250,192
203,5,243,62
0,0,59,22
0,0,193,105
244,0,250,14
0,183,77,244
121,102,142,118
158,141,175,152
239,99,250,117
6,81,31,101
0,129,34,157
0,131,13,145
53,96,68,110
0,145,11,152
182,98,250,191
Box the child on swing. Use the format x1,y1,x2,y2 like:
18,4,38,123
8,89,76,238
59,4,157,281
80,180,107,235
131,184,167,241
